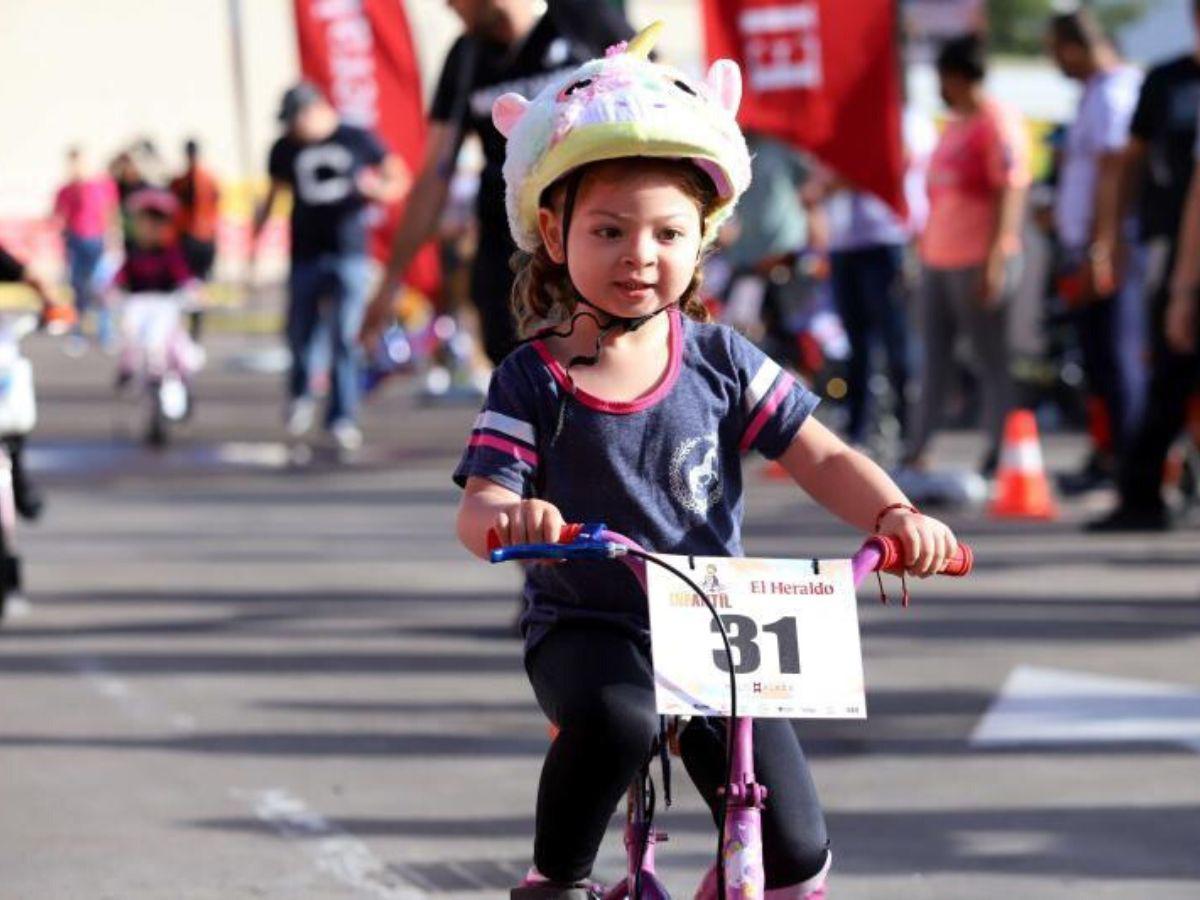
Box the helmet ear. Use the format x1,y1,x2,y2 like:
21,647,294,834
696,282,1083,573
492,93,531,138
705,59,742,116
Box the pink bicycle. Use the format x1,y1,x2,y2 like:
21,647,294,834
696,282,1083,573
490,523,973,900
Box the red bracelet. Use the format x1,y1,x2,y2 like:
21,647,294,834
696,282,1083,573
873,502,919,608
873,502,919,534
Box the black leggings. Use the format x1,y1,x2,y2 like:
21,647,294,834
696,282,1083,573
525,625,829,887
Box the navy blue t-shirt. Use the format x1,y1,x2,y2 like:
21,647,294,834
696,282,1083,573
453,309,820,649
268,124,387,260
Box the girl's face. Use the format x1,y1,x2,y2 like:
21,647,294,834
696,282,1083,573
538,164,704,320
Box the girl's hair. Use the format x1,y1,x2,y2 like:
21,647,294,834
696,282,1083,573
510,157,719,338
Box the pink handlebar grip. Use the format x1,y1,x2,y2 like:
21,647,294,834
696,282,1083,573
872,534,973,577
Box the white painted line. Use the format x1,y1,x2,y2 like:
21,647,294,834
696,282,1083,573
70,655,197,733
970,665,1200,752
237,788,426,900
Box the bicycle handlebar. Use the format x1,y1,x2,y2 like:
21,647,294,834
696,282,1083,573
487,523,974,585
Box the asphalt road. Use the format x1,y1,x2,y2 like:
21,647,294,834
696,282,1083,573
1,332,1197,899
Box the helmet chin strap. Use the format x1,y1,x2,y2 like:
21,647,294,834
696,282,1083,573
556,169,677,370
532,167,685,443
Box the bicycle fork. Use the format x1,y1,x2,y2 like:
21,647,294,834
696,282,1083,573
719,717,766,900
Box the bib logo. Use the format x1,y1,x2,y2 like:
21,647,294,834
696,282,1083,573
670,433,721,519
670,563,731,609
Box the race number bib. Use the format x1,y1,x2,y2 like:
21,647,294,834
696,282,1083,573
646,555,866,719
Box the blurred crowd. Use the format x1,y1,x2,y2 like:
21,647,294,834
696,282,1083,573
6,2,1199,530
698,6,1200,533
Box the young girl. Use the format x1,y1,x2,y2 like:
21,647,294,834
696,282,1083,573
109,189,205,412
454,24,959,900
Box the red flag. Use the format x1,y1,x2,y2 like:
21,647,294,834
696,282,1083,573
293,0,440,297
702,0,905,215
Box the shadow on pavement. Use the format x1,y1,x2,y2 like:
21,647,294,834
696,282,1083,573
187,804,1200,880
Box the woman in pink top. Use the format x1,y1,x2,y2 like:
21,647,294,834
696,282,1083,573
52,147,119,348
905,34,1031,476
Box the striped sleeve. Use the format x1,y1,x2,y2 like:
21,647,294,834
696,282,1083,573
731,330,819,458
452,361,540,496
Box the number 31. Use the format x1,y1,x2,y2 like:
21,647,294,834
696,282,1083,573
711,614,801,675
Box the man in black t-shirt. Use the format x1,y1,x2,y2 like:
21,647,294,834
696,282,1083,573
360,0,633,364
252,82,404,451
1089,3,1200,530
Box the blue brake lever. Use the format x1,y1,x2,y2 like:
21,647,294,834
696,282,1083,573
489,521,621,563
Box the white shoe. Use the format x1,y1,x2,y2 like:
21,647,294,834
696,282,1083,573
329,420,363,452
285,397,316,437
4,595,32,618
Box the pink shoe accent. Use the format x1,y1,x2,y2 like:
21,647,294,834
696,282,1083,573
522,866,550,886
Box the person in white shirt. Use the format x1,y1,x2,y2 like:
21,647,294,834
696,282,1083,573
1048,8,1146,492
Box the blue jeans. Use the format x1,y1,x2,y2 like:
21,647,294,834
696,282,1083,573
829,243,910,445
286,253,370,428
65,233,110,343
1061,243,1148,456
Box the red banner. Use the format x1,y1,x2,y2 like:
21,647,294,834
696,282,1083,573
702,0,905,215
293,0,439,297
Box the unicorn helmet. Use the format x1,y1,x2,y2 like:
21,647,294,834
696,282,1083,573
491,21,752,253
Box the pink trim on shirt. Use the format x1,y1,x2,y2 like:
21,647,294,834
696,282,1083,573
531,306,683,414
469,433,539,468
739,372,795,453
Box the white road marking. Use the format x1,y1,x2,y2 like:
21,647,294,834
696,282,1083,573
236,788,425,899
70,655,197,732
970,665,1200,752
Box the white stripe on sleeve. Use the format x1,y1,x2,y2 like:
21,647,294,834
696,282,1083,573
474,410,536,446
745,357,782,414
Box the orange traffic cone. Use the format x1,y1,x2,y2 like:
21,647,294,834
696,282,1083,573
989,410,1059,520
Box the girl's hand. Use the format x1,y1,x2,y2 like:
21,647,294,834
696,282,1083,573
492,499,566,547
877,507,959,578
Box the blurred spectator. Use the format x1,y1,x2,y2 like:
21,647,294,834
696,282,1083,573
1047,8,1144,493
820,107,937,451
251,82,404,453
1091,5,1200,531
720,132,814,367
905,35,1029,476
360,0,634,364
169,138,221,339
110,149,154,258
52,146,119,351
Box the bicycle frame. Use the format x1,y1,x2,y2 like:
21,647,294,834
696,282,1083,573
491,524,969,900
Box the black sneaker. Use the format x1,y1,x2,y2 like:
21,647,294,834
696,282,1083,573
1085,505,1172,533
1057,455,1114,496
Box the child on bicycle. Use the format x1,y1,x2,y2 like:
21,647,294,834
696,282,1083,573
110,188,204,388
454,24,959,900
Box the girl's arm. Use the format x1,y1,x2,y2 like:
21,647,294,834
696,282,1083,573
777,417,958,577
457,476,566,560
